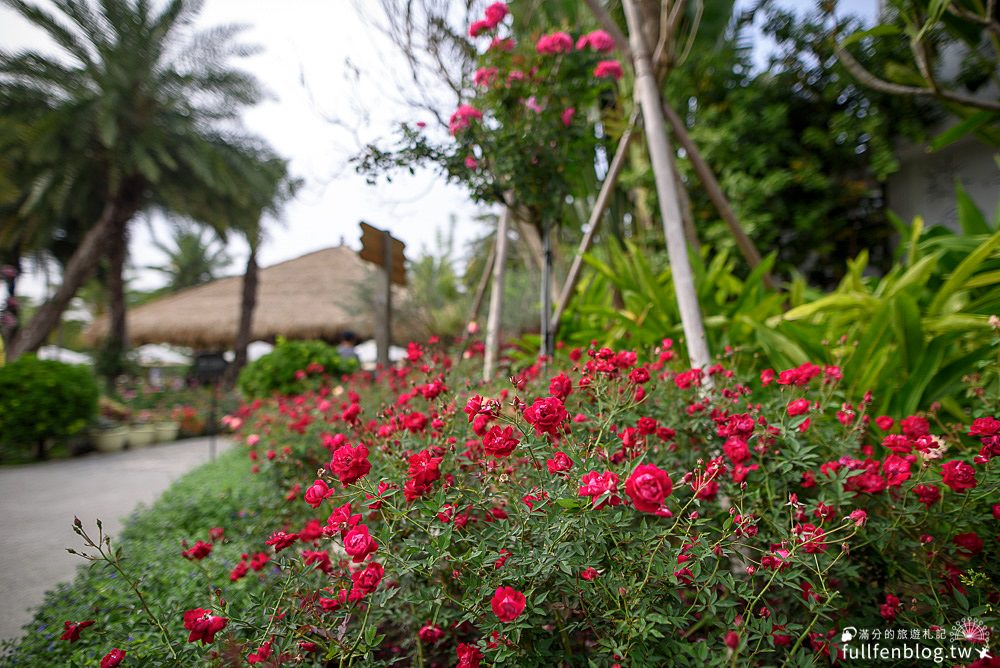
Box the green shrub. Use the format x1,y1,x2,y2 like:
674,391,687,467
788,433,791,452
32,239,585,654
236,338,358,398
0,355,98,460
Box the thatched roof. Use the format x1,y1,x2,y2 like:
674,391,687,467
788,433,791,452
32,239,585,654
86,246,409,349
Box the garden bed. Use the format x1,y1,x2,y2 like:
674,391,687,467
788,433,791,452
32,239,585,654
3,340,998,667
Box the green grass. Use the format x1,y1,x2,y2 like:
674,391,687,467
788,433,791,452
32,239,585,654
0,446,294,667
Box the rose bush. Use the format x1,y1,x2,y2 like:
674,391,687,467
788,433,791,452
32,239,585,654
13,333,998,667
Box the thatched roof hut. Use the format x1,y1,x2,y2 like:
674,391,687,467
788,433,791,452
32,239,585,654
86,246,408,349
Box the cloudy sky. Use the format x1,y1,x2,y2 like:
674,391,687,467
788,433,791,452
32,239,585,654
2,0,877,300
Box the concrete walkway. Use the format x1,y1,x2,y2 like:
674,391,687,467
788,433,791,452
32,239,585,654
0,437,233,641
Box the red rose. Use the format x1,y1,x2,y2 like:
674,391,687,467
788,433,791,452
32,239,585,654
900,415,930,439
183,608,228,645
625,464,673,513
523,397,568,436
629,367,651,384
456,642,483,667
350,561,385,598
952,532,984,557
723,437,750,464
60,620,94,642
786,399,810,416
882,455,912,487
490,586,526,622
548,373,573,400
724,631,740,649
304,479,332,508
482,425,520,458
247,640,272,664
418,623,445,644
265,531,298,552
970,417,1000,437
343,524,378,563
181,540,213,561
580,567,600,581
546,451,574,475
329,443,371,485
875,415,894,431
941,460,977,492
101,648,126,668
914,483,941,507
578,470,621,509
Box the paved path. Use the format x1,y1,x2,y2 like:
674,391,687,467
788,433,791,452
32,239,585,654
0,437,233,641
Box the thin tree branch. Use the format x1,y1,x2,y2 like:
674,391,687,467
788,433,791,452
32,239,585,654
834,42,1000,112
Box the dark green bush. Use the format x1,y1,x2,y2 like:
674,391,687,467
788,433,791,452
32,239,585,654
0,355,99,460
236,338,358,398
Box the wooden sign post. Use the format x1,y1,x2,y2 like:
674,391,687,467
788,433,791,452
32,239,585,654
359,222,406,367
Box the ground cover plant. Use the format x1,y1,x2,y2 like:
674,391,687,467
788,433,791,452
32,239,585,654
6,331,999,667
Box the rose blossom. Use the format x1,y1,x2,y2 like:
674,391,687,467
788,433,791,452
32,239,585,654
329,443,371,485
941,460,977,492
183,608,228,645
575,29,616,52
625,464,673,513
457,642,484,667
579,471,621,509
594,60,623,80
419,623,445,644
490,586,526,622
786,399,810,416
304,479,333,508
523,396,568,436
546,450,574,475
536,31,573,54
483,425,519,458
101,649,126,668
60,620,94,642
343,524,379,563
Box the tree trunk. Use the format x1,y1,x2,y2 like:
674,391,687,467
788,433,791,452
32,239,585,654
0,252,22,349
227,243,259,389
8,202,118,360
623,0,712,372
483,208,510,381
102,214,130,386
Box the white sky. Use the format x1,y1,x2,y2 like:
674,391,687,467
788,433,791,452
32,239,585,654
2,0,877,301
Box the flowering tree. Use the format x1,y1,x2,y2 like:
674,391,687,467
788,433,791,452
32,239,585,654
356,2,626,356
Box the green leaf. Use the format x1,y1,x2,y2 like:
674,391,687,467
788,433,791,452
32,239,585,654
928,229,1000,315
895,336,945,416
781,293,876,321
890,293,923,372
838,24,902,48
930,111,998,152
955,180,991,235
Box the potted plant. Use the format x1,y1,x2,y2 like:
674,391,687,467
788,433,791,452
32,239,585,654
89,418,129,453
153,409,180,442
127,410,157,448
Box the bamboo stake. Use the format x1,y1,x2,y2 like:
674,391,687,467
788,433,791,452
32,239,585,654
660,97,774,288
623,0,711,371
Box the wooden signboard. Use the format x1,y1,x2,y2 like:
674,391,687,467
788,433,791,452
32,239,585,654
358,222,407,367
359,222,407,286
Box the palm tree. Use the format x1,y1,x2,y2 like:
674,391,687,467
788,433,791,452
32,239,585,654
0,0,279,361
226,159,300,387
147,222,233,293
